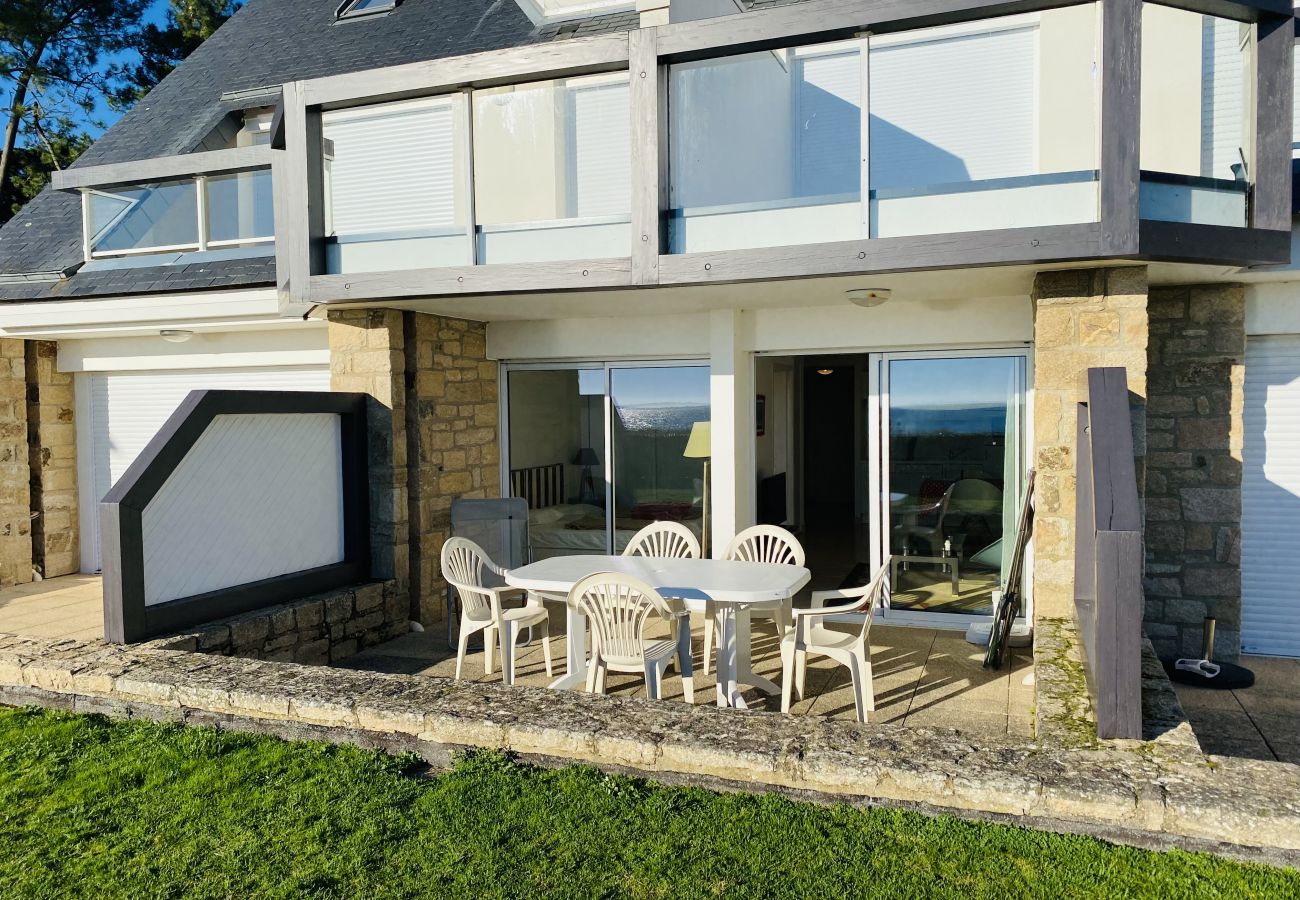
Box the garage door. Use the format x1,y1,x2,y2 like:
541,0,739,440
80,366,331,572
1242,336,1300,658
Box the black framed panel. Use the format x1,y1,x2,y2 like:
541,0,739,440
100,390,371,644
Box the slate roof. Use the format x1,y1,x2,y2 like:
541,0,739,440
0,0,640,302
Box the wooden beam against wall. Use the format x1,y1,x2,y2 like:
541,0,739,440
301,33,631,109
1252,11,1296,232
51,146,278,192
1099,0,1141,257
629,29,667,285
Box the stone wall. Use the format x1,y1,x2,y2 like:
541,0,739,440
1143,285,1245,661
1031,267,1149,620
25,341,79,579
0,339,32,588
151,580,406,664
405,313,499,624
327,309,499,627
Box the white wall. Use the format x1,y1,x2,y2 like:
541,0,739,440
1247,283,1300,336
140,413,346,606
488,312,710,361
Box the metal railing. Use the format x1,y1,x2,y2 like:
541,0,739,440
1074,367,1144,740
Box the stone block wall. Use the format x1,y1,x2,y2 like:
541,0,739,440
1143,285,1245,661
405,313,500,624
328,309,499,627
152,580,406,664
0,339,32,588
25,341,79,579
1031,267,1149,620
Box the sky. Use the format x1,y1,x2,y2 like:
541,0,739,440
80,1,174,138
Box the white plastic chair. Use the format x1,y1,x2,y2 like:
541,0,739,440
570,572,693,703
780,559,890,724
702,525,806,674
441,537,552,686
622,521,701,561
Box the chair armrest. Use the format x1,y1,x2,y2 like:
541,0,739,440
791,600,861,620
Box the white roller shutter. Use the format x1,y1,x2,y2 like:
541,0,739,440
323,100,457,236
80,366,331,573
1242,336,1300,658
1201,16,1248,180
795,49,862,197
869,26,1037,192
568,81,631,218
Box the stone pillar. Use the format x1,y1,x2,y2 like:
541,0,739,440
1143,285,1245,661
327,308,500,626
26,341,79,579
0,339,33,587
327,309,409,594
1031,267,1148,622
405,312,499,624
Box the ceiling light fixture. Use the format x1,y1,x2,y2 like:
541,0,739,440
846,288,891,308
159,329,195,343
816,368,834,376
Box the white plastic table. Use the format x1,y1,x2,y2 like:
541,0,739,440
504,555,811,709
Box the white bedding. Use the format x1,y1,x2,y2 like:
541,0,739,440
527,503,701,559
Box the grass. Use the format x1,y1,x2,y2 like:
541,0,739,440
0,707,1295,899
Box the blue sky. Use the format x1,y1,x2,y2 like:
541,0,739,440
81,1,173,137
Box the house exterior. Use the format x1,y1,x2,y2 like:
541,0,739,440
0,0,1298,664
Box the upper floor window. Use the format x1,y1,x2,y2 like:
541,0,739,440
336,0,398,21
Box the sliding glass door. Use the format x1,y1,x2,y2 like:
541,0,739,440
504,363,709,560
875,351,1028,625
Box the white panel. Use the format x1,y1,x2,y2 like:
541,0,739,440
1242,336,1300,658
1201,16,1247,179
324,100,456,236
569,81,631,217
795,50,861,197
141,414,345,606
81,365,330,572
870,27,1037,191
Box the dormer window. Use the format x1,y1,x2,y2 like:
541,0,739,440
336,0,399,21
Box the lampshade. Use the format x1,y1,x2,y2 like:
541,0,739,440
574,446,599,466
682,421,711,459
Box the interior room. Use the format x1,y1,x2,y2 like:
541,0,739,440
758,351,1027,624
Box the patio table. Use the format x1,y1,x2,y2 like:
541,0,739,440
504,555,811,709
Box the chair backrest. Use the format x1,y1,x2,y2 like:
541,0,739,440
851,559,891,642
570,572,674,668
622,521,701,560
441,537,500,618
724,525,805,567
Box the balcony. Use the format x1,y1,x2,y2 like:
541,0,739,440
54,147,278,266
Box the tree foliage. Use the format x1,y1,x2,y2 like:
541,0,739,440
113,1,241,111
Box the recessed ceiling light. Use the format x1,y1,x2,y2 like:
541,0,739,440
817,368,834,376
159,329,194,343
846,288,891,308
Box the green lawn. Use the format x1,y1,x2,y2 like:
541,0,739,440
0,707,1295,899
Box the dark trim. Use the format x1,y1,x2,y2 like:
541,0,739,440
1100,0,1141,257
101,390,370,644
1253,11,1295,231
1137,220,1292,265
1074,367,1143,741
1139,170,1250,193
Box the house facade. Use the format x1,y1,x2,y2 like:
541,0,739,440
0,0,1297,663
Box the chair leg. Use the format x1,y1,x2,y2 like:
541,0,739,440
795,649,808,700
595,661,608,694
499,622,516,686
455,619,472,682
862,652,875,712
644,661,662,701
702,615,714,676
780,638,796,714
483,625,495,675
585,655,601,694
539,620,554,678
847,656,867,724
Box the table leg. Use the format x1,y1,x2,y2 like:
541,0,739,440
675,611,694,704
548,604,589,691
734,608,780,697
950,558,960,595
714,605,746,709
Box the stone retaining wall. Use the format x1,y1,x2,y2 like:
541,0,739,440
147,581,406,665
1,632,1297,864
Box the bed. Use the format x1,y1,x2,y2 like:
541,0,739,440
510,463,703,560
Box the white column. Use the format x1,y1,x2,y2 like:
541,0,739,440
709,308,756,556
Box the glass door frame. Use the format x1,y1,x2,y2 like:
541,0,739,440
499,358,710,554
870,347,1033,630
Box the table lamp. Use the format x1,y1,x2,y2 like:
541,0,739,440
574,446,599,504
683,421,711,557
